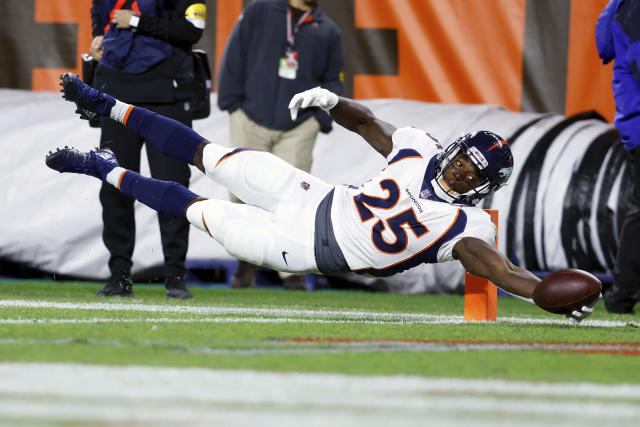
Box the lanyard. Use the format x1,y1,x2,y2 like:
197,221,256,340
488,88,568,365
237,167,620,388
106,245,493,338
286,8,312,47
104,0,141,34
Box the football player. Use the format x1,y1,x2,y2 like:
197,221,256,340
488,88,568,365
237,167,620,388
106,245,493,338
47,74,594,322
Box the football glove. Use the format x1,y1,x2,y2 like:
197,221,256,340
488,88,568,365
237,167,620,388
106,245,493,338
566,293,601,324
288,87,339,121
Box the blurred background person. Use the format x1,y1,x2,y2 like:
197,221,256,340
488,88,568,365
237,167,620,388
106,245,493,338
596,0,640,314
217,0,344,290
89,0,206,298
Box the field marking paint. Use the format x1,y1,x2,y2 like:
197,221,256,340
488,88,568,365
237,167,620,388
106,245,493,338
1,335,639,356
286,338,640,356
0,363,638,426
0,299,635,327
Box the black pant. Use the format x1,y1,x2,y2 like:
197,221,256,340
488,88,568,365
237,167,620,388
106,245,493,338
606,146,640,312
99,101,192,284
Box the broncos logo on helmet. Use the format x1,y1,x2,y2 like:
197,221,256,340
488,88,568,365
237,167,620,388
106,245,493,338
433,130,513,205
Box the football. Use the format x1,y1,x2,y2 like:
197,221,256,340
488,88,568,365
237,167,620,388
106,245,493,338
532,269,602,314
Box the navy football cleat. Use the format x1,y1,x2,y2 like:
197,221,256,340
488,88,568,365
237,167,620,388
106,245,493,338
46,147,119,181
59,72,115,120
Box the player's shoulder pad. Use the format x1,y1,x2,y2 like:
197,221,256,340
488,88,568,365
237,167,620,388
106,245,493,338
185,3,206,29
389,127,443,164
392,127,443,150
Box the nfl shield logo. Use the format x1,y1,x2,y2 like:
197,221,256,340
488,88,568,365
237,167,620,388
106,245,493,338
300,181,310,191
420,189,431,199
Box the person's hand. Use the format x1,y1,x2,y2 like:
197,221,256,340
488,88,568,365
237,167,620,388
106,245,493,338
288,87,339,121
112,9,137,29
566,293,601,324
89,36,104,61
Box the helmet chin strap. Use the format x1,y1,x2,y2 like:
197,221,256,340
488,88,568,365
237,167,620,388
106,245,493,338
432,175,486,206
431,177,458,203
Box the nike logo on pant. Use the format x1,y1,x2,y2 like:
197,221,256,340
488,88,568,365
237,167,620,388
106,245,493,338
281,251,289,265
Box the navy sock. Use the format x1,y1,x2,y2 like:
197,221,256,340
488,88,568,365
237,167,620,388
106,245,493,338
124,107,205,165
118,170,200,219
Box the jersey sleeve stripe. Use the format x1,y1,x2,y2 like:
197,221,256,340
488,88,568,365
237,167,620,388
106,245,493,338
354,208,468,277
388,149,422,165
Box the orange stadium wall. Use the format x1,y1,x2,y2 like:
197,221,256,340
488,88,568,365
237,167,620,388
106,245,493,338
0,0,614,121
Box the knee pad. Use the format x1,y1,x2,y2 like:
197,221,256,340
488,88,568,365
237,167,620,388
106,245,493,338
242,153,295,196
222,220,274,265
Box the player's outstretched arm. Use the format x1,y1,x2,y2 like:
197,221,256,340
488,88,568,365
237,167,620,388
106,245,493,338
289,87,396,157
452,237,540,299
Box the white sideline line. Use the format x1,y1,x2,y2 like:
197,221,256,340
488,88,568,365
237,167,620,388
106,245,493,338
0,316,638,329
0,316,458,325
0,363,638,426
0,299,634,327
0,316,586,326
0,298,467,320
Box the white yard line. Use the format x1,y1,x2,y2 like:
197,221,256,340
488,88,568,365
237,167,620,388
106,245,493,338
0,363,638,426
0,299,634,327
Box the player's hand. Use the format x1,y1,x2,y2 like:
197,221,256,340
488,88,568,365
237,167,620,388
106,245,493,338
112,9,136,29
566,293,601,324
89,36,104,61
288,87,339,121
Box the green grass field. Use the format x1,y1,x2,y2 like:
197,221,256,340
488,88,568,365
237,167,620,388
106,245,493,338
1,280,639,425
1,280,639,382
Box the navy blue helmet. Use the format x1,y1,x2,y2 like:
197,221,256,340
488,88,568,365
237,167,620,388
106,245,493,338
434,130,513,205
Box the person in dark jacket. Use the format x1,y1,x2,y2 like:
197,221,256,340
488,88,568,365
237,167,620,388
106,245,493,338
596,0,640,314
217,0,344,290
89,0,206,298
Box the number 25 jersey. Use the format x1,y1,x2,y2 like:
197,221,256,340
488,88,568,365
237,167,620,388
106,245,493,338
330,127,497,277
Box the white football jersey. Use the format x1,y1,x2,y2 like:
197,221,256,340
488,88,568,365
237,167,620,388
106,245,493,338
331,127,497,277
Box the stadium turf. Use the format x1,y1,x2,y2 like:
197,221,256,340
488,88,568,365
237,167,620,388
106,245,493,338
0,280,638,383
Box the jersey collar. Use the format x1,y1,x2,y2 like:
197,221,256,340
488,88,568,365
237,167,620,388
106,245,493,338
420,156,450,203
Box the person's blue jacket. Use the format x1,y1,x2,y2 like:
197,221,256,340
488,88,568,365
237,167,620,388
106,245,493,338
96,0,172,74
91,0,204,103
217,0,344,133
596,0,640,152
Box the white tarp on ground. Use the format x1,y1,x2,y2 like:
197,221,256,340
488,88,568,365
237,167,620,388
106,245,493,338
0,89,615,292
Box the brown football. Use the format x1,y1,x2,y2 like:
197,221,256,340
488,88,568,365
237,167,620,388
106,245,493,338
532,269,602,314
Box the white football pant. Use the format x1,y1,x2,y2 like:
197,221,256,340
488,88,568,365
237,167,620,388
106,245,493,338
185,143,332,273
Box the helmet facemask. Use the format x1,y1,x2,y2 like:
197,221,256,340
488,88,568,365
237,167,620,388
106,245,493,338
433,132,513,206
